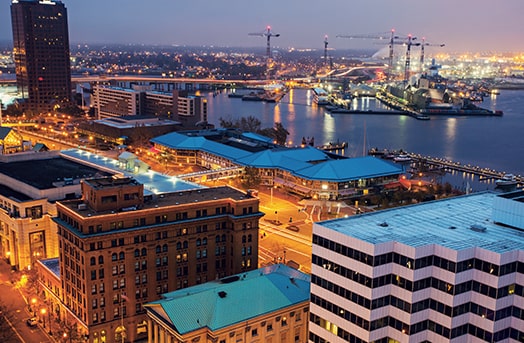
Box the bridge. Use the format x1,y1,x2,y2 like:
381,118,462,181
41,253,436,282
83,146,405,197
0,75,272,86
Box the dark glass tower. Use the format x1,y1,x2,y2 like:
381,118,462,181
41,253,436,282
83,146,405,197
11,0,71,113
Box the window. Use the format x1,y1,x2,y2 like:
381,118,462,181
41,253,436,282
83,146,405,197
252,329,258,337
119,252,125,260
281,316,287,326
92,299,98,309
91,284,97,294
98,256,104,264
90,257,96,265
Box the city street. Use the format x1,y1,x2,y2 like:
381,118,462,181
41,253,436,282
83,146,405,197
0,261,53,343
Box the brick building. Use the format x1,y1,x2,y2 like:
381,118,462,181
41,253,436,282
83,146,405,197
54,176,263,342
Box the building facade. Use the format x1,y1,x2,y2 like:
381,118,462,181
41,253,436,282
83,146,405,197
0,151,106,271
310,191,524,343
54,176,263,343
144,264,310,343
93,86,208,129
11,0,72,113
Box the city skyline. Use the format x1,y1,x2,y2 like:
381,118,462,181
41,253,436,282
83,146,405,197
1,0,523,53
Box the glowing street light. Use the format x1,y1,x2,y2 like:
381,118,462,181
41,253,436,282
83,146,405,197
41,308,47,328
31,298,37,313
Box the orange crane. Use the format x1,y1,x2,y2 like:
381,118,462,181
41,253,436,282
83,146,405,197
248,26,280,60
336,29,399,79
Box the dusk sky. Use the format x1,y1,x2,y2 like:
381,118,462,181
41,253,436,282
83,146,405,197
1,0,523,53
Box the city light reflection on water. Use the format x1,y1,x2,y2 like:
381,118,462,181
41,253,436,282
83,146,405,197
207,88,524,180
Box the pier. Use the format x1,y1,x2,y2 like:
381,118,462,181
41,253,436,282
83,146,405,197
405,153,523,185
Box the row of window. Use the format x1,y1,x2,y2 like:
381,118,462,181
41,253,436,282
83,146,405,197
313,255,523,299
313,234,523,276
313,274,520,319
311,299,524,341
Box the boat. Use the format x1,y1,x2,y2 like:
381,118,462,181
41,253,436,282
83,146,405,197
394,154,412,162
312,88,329,105
495,174,518,187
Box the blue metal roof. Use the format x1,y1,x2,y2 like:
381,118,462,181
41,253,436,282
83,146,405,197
39,258,60,278
295,156,402,181
152,131,402,182
144,264,310,334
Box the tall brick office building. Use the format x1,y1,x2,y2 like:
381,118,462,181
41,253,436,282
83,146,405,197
54,176,263,343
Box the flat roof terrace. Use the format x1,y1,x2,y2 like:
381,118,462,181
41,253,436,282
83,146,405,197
319,192,524,254
60,186,257,217
0,158,110,190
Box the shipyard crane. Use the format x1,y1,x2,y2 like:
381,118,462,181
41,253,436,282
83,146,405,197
418,38,445,71
324,35,329,66
336,29,398,79
248,26,280,60
376,34,421,83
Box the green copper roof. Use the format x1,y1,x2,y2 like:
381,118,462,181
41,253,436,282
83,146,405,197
144,264,310,334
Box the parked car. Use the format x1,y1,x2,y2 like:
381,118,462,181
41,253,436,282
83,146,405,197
26,317,38,327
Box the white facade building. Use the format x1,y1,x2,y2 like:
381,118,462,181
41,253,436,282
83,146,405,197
310,191,524,343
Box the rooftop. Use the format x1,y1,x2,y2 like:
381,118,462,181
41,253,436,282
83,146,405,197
0,183,32,202
152,130,402,182
318,192,524,254
144,264,310,334
38,258,60,279
0,156,109,190
60,185,256,218
60,149,202,195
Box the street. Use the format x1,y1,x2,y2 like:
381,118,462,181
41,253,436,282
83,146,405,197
0,261,53,343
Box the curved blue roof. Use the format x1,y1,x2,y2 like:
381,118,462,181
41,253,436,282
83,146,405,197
152,131,402,182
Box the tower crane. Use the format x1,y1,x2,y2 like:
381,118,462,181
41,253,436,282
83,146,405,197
248,26,280,60
418,38,445,71
336,29,398,79
324,35,329,65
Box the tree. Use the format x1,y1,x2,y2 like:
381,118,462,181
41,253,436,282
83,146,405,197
0,301,17,343
273,122,289,146
242,167,261,189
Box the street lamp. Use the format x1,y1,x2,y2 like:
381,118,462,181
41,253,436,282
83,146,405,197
41,308,47,328
31,298,37,314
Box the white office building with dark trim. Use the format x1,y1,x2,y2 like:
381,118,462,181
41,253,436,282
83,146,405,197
310,191,524,343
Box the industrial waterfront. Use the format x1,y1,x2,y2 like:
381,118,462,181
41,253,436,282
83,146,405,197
205,88,524,185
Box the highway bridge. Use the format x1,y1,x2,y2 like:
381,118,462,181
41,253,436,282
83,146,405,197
0,75,272,86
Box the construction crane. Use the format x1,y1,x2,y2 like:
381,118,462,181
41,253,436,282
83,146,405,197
336,29,398,79
419,38,445,71
324,35,329,66
248,26,280,60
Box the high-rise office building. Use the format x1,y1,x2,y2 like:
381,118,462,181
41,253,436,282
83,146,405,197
11,0,72,113
310,191,524,343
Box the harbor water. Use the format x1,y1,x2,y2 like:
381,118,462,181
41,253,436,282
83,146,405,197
205,88,524,191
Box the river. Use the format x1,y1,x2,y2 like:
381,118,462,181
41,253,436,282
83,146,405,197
204,87,524,191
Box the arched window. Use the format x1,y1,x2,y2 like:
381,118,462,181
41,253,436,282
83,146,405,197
202,238,207,245
141,248,147,256
119,252,125,260
196,239,201,247
155,245,161,253
176,242,181,250
111,253,117,261
242,235,246,243
215,235,220,243
221,234,226,242
248,234,252,242
98,256,104,264
162,244,168,252
183,241,188,249
134,249,140,257
90,257,96,266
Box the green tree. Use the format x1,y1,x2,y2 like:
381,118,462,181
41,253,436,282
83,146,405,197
0,301,17,342
242,167,261,189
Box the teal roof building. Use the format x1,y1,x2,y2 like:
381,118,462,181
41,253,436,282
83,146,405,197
151,129,403,200
144,264,310,343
